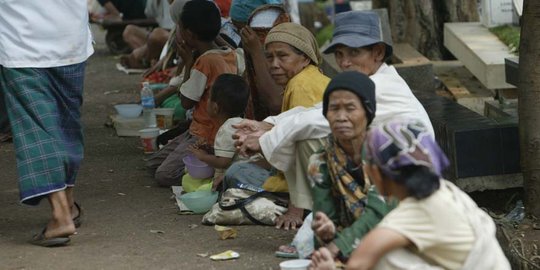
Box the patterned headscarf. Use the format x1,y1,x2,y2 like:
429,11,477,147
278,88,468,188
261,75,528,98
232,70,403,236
366,119,449,178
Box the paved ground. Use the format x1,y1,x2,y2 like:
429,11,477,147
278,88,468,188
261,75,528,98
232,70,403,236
0,26,294,270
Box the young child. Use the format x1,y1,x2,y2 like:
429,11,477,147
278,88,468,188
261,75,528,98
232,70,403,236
188,74,249,190
146,0,245,187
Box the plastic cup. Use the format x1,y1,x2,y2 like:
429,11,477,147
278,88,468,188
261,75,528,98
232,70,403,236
279,259,311,270
154,108,174,130
139,128,160,154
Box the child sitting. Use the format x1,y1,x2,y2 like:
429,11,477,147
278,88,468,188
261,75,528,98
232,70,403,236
145,0,245,187
188,74,249,190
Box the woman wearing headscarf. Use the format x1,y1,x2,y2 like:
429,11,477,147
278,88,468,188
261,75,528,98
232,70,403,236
260,22,330,230
306,71,395,261
264,22,330,112
310,119,510,270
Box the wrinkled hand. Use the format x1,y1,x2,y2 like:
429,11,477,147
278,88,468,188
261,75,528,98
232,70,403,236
236,135,262,157
232,120,272,145
309,247,336,270
240,26,263,55
275,205,303,231
312,212,336,243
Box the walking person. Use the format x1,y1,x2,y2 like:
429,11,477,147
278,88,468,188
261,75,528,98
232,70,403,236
0,1,94,247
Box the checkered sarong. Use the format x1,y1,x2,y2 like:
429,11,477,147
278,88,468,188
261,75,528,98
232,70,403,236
0,63,86,205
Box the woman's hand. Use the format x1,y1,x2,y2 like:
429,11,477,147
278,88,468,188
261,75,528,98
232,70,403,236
232,120,273,145
240,26,263,55
312,212,336,243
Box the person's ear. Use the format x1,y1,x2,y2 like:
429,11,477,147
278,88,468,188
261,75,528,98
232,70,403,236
301,55,311,68
373,43,386,62
211,101,219,115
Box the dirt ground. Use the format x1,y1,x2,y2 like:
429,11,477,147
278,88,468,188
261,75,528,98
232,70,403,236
0,27,294,270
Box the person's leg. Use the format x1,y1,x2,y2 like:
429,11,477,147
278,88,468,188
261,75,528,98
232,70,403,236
145,28,170,65
154,132,198,187
223,162,271,191
0,87,11,141
285,138,326,211
122,25,149,49
373,249,444,270
45,191,76,238
145,133,184,173
0,62,85,242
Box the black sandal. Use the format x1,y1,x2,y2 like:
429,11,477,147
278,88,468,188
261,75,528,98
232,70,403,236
30,228,70,247
72,202,83,228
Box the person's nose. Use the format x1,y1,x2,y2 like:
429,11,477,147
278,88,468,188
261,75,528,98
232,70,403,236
338,56,351,70
269,56,280,69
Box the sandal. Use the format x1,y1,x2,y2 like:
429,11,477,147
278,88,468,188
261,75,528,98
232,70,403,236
30,228,70,247
275,244,299,258
72,202,83,228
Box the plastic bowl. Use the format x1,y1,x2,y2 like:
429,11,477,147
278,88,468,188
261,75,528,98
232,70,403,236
183,154,214,179
279,259,311,270
114,104,143,118
178,190,219,214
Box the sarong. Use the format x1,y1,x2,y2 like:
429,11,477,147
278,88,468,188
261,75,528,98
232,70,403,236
0,63,86,205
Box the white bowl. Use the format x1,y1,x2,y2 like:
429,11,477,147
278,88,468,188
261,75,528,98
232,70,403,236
114,104,143,118
279,259,311,270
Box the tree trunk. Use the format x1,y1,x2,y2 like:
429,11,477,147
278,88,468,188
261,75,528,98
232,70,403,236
518,0,540,217
372,0,479,59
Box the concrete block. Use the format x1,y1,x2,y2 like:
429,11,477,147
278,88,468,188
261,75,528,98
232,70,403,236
444,22,516,90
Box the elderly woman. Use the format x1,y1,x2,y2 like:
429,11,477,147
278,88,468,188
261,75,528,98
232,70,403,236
310,119,510,270
225,22,329,231
306,71,395,261
265,22,330,112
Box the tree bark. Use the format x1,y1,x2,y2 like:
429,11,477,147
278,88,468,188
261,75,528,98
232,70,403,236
372,0,479,59
518,0,540,217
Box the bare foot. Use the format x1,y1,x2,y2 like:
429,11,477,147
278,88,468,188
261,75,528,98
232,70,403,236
44,218,76,239
310,248,336,270
120,54,148,69
275,205,304,230
278,244,297,253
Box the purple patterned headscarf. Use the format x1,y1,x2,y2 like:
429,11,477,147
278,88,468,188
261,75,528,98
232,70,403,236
366,119,449,178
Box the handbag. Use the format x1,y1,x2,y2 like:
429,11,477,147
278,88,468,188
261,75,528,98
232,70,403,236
202,188,289,226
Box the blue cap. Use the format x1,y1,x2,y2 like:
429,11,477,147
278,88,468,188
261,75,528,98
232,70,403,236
323,11,392,59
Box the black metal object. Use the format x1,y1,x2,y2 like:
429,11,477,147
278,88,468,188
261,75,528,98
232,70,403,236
505,57,519,86
415,91,521,180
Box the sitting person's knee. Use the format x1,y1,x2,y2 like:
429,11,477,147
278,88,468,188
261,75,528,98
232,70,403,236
154,170,181,187
147,28,169,46
122,25,138,41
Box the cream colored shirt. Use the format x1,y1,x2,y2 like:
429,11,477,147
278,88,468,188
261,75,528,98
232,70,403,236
378,181,475,270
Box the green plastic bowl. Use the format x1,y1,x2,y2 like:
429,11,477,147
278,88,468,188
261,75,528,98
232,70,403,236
178,191,218,214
